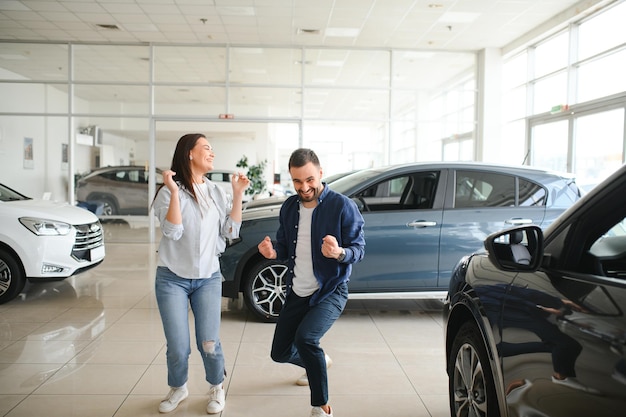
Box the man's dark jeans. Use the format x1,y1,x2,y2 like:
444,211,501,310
270,282,348,406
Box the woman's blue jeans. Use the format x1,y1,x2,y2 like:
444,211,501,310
270,283,348,406
155,266,225,388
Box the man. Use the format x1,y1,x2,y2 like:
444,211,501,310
258,148,365,417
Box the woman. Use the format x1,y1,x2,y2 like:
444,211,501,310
152,133,250,414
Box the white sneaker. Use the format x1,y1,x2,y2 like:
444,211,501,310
552,376,600,394
297,354,332,386
206,384,226,414
159,384,189,413
311,406,333,417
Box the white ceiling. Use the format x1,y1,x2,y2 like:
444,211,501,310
0,0,598,50
0,0,609,144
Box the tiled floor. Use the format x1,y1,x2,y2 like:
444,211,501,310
0,223,449,417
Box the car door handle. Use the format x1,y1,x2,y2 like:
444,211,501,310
505,218,533,225
407,220,437,228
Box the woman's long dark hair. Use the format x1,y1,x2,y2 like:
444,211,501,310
153,133,205,204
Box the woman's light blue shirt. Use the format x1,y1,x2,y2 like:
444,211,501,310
153,179,241,278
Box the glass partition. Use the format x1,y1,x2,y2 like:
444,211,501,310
0,43,68,81
73,44,150,82
74,84,149,115
154,85,226,116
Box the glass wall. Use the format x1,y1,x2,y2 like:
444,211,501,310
0,42,476,213
503,0,626,183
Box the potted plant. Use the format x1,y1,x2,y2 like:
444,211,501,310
236,155,267,199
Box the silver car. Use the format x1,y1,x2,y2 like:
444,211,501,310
76,165,164,216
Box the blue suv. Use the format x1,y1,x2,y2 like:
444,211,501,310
220,162,581,322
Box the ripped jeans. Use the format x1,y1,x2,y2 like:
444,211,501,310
155,266,225,388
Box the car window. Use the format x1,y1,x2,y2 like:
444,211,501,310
519,178,546,206
101,170,129,182
128,170,141,183
0,183,28,201
353,171,439,211
207,172,230,182
455,170,515,208
550,179,582,208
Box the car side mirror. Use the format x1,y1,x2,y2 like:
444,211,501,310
484,225,544,272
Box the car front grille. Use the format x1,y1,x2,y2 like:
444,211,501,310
72,221,104,261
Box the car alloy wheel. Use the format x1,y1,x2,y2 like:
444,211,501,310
449,322,497,417
243,259,287,323
100,197,117,216
0,249,26,304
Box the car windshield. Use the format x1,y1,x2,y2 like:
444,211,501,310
0,183,30,202
327,168,385,195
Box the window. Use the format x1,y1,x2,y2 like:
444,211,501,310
353,171,439,211
455,171,515,208
578,1,626,61
355,176,408,210
502,1,626,181
519,178,546,206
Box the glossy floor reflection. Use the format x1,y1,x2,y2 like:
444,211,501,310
0,224,449,417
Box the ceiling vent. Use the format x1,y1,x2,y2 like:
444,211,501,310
95,24,121,31
297,28,321,35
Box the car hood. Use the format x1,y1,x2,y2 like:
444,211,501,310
0,199,99,224
244,196,287,209
242,204,282,220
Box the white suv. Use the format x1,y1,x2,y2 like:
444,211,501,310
0,183,105,303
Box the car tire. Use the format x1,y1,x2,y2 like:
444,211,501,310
243,259,287,323
99,197,118,216
0,248,26,304
449,321,499,417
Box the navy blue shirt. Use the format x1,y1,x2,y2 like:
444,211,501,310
274,183,365,305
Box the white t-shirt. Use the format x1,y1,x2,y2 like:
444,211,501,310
194,182,221,275
292,205,319,297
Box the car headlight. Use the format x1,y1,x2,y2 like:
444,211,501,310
19,217,72,236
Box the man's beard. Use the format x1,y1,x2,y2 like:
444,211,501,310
298,186,319,202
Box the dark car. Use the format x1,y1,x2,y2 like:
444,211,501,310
221,162,581,322
242,170,353,211
76,166,164,216
443,163,626,417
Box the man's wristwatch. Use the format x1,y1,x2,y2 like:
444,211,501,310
337,248,346,262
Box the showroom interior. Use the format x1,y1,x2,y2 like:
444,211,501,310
0,0,625,416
